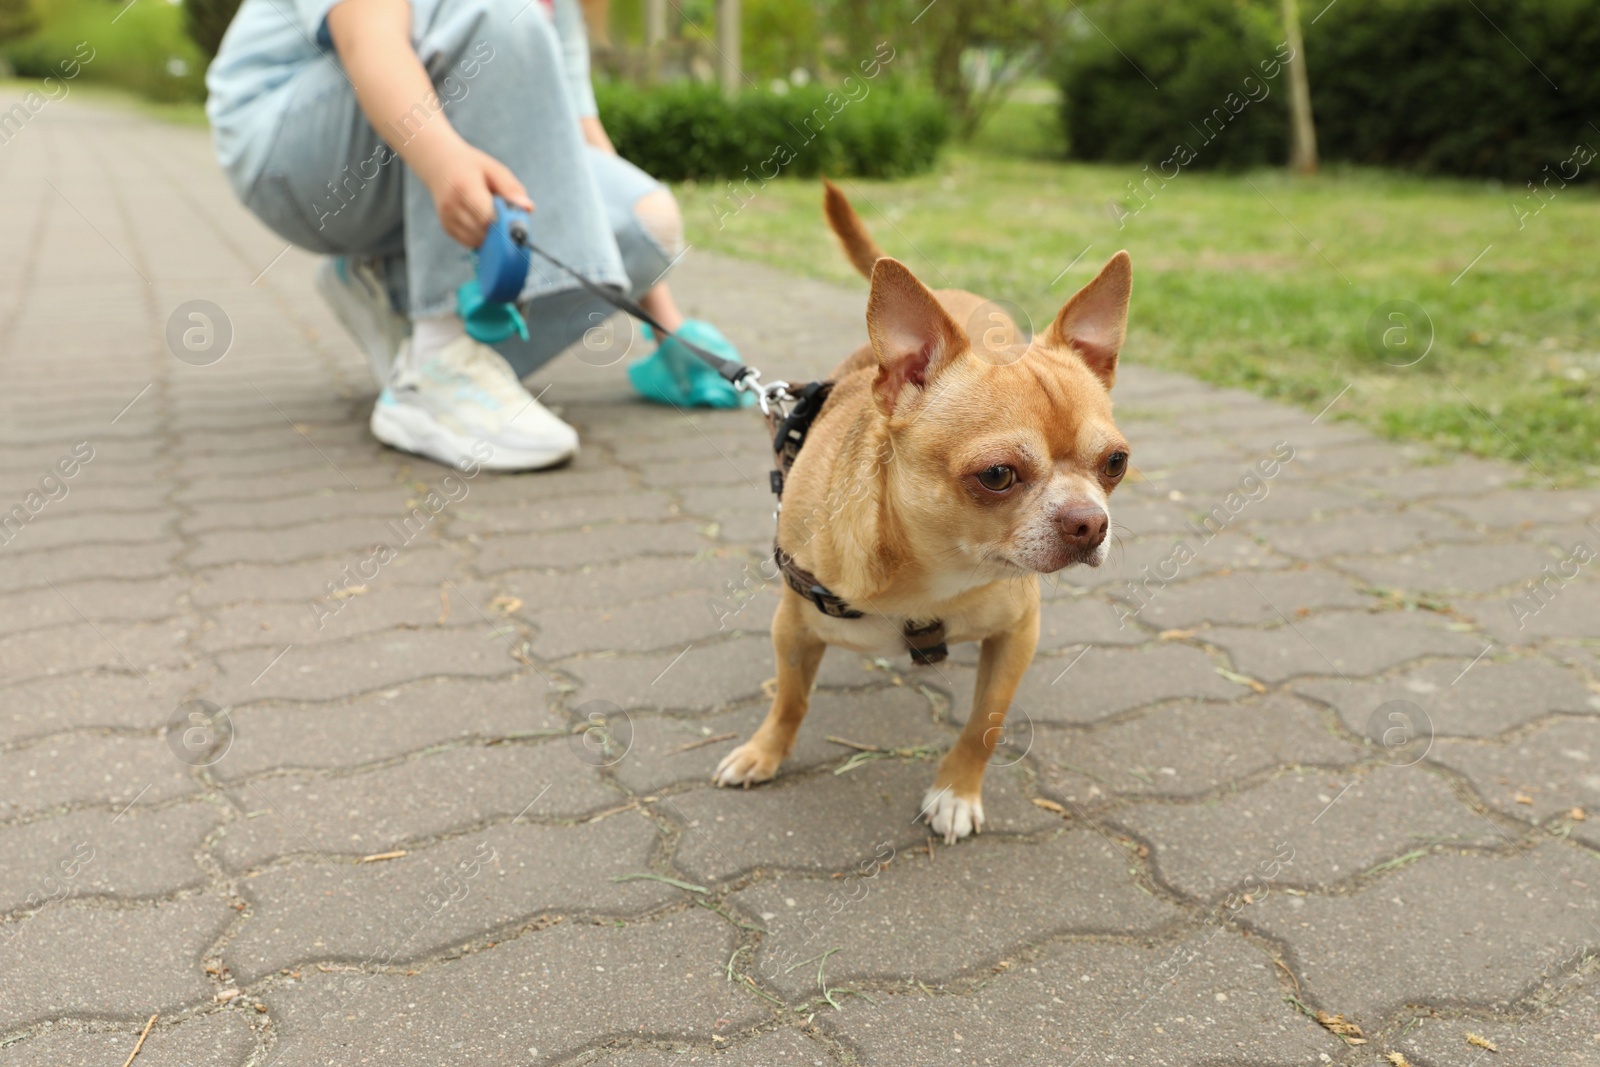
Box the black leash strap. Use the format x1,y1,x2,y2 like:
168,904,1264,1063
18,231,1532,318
517,239,755,388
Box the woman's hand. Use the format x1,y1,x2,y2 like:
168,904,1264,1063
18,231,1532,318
326,0,533,250
418,141,534,249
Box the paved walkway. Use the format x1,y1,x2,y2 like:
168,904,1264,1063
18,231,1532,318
2,92,1599,1067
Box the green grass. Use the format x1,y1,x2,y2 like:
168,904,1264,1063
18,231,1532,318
1,0,206,104
677,105,1600,484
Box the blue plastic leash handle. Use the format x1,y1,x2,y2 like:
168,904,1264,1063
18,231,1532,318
456,197,533,344
461,196,757,392
477,197,533,303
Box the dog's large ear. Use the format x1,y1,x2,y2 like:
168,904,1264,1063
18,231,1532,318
867,257,968,416
1047,250,1131,388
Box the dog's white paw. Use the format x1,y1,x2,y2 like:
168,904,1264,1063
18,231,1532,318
922,785,984,844
714,741,781,788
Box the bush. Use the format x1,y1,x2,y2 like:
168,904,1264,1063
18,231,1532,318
595,80,950,182
2,0,206,102
1308,0,1600,182
1053,0,1600,182
182,0,240,59
1053,0,1289,170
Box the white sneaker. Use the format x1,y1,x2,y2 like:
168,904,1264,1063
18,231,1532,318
315,256,409,387
370,335,579,471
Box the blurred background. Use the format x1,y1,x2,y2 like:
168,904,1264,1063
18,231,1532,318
3,0,1595,483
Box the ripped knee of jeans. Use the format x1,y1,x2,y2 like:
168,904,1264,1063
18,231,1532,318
632,188,684,259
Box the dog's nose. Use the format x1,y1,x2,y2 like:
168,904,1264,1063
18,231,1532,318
1056,504,1108,548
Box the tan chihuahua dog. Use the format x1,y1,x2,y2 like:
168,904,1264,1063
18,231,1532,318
715,183,1133,843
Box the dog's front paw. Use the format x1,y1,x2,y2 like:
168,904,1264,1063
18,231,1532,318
714,740,783,788
921,785,984,844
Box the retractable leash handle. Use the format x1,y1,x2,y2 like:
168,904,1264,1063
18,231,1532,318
456,197,533,344
457,197,788,409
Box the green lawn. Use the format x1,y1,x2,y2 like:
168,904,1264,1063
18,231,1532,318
677,113,1600,485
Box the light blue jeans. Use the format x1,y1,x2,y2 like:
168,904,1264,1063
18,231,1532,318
229,0,677,378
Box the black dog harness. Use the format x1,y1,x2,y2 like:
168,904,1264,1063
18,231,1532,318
765,383,948,665
506,235,946,665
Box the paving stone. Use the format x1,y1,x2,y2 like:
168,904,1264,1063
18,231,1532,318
1000,642,1249,726
451,490,678,536
227,815,676,982
1391,970,1600,1067
175,443,385,479
258,911,760,1066
1123,434,1243,471
0,1008,256,1066
496,552,765,611
638,457,768,489
1030,695,1359,804
1430,488,1600,529
180,487,412,534
1481,577,1600,644
0,896,233,1030
0,576,188,637
0,664,216,743
733,830,1179,997
174,464,398,503
1118,765,1496,900
195,578,503,654
0,618,193,682
0,801,218,912
0,509,172,551
218,742,614,869
1121,567,1373,630
0,734,198,820
472,520,708,572
1291,440,1426,477
1182,482,1370,526
1349,456,1514,499
823,927,1337,1065
1069,529,1291,599
1343,541,1560,595
528,591,768,659
190,545,460,607
187,516,432,568
668,760,1056,885
592,1027,832,1066
564,633,880,714
1102,496,1194,536
212,677,566,779
438,449,638,496
0,542,180,593
1255,509,1477,559
1033,596,1150,649
613,685,942,794
1203,609,1482,683
1249,844,1600,1023
1295,656,1600,739
1431,718,1600,848
0,482,173,519
208,624,521,705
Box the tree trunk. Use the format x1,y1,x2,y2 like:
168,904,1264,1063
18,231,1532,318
644,0,667,84
1281,0,1318,173
717,0,741,99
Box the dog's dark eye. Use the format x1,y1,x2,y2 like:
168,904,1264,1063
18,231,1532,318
976,465,1017,492
1104,451,1128,479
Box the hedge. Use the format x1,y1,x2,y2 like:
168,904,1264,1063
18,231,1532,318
1053,0,1600,182
1053,0,1290,170
595,80,949,182
1307,0,1600,181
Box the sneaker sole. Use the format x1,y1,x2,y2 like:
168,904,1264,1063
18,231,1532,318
371,399,577,472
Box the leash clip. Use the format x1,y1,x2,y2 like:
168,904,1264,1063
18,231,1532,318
744,372,792,417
